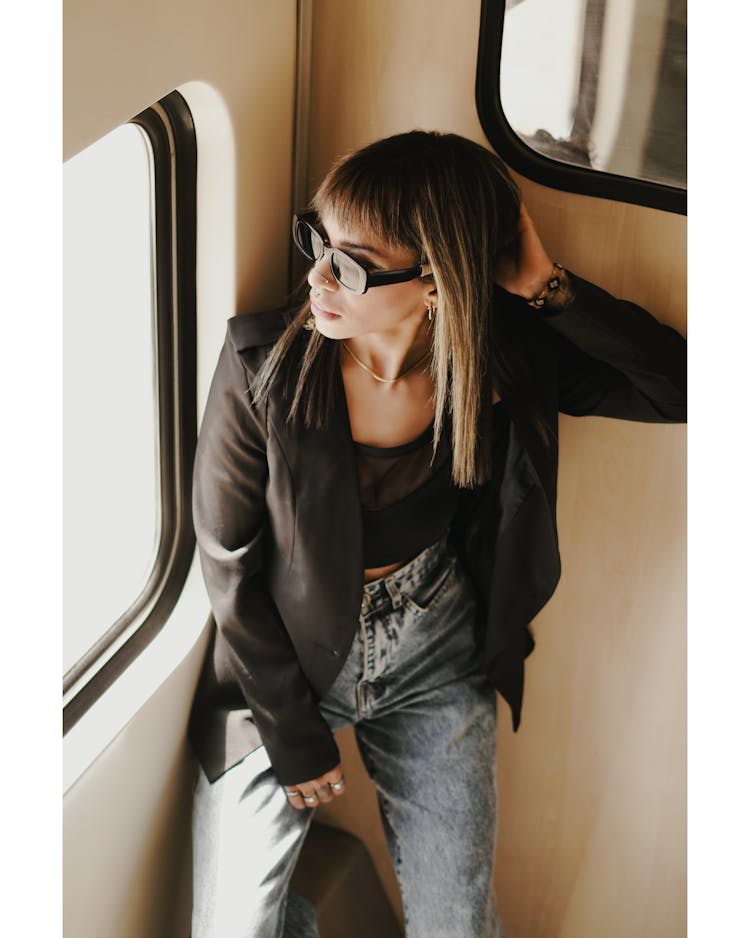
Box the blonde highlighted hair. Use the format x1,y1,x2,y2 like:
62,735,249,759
252,130,523,488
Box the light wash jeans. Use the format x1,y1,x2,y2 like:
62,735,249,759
191,534,504,938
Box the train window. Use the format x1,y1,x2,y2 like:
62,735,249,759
476,0,686,213
63,123,158,675
63,92,197,732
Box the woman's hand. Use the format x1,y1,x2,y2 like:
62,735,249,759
284,764,347,811
493,202,555,300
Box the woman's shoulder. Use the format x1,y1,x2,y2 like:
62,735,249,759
227,304,300,353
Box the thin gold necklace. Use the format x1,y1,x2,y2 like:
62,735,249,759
341,341,432,384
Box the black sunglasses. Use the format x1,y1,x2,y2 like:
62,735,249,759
292,212,431,295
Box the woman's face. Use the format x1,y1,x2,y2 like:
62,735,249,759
306,211,435,341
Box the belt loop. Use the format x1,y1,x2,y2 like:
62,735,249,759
384,577,402,609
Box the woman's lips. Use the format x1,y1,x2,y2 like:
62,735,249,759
311,299,341,321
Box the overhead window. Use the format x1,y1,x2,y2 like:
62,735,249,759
477,0,686,212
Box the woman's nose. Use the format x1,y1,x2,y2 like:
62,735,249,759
307,254,334,289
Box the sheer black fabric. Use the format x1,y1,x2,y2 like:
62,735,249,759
355,403,509,567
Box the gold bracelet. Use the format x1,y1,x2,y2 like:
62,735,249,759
527,263,565,309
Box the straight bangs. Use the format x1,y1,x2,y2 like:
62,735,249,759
312,131,521,266
311,150,424,258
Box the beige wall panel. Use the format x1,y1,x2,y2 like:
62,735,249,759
306,0,487,196
307,2,686,937
64,0,297,311
63,636,208,938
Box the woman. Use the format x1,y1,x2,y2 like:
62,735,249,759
189,130,686,937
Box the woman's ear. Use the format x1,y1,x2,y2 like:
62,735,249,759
421,274,438,307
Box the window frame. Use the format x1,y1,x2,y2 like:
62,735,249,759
475,0,687,215
63,90,197,733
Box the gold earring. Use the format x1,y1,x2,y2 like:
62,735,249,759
427,304,437,323
303,315,316,331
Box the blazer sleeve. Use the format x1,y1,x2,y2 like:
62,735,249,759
192,330,341,786
537,271,687,422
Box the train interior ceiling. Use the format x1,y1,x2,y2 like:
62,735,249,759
63,1,686,936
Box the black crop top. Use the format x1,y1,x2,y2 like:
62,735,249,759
355,402,508,567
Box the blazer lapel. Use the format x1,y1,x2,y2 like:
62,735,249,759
268,355,364,652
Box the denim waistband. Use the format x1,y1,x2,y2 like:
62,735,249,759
360,531,452,615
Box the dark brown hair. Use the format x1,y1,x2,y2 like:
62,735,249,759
252,130,544,488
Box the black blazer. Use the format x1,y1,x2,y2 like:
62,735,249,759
188,273,687,785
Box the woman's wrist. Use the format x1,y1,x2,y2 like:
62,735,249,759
518,263,557,302
526,264,574,310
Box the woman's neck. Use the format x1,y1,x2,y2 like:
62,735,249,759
341,318,432,382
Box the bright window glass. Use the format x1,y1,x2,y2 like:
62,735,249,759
63,124,159,674
501,0,588,142
500,0,686,189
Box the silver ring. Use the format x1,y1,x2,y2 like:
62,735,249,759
330,779,345,792
284,789,301,798
313,288,321,297
303,795,317,805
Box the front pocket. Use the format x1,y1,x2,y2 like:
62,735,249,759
402,558,457,615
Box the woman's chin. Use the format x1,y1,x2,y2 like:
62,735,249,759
310,311,346,339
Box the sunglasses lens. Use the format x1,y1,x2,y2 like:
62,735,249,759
331,251,367,293
293,215,368,293
294,219,321,260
